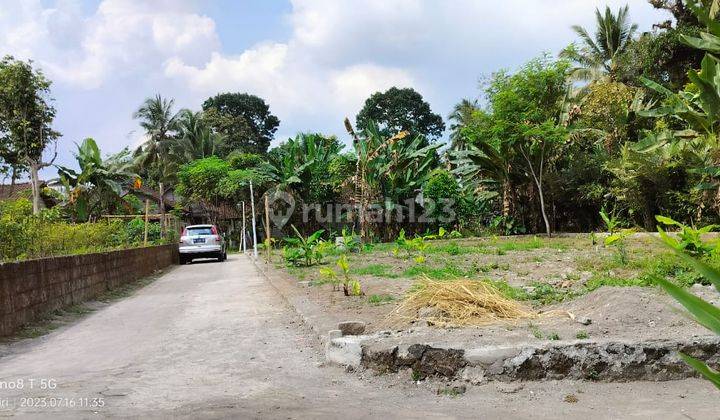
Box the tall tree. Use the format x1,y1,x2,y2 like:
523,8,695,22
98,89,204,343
202,93,280,155
561,5,638,82
448,99,479,150
0,56,60,213
133,94,180,229
173,110,221,161
355,87,445,141
57,138,136,221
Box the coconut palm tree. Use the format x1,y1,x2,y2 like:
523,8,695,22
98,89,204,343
448,99,479,150
133,94,180,231
173,110,221,161
561,5,638,82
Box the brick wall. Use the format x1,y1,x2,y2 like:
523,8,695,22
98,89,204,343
0,244,178,336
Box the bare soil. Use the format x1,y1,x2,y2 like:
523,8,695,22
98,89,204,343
274,234,719,345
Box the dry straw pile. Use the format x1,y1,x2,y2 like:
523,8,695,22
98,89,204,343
390,276,538,327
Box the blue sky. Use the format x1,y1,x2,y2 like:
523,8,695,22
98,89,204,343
1,0,669,179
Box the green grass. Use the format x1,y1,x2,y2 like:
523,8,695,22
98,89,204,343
403,263,480,279
496,236,544,252
576,330,589,339
428,242,475,256
367,294,396,305
530,324,543,339
547,332,560,341
351,264,399,278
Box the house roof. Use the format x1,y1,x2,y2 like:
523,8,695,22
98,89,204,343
0,182,41,201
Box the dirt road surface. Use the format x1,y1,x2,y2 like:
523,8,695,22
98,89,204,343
0,255,718,419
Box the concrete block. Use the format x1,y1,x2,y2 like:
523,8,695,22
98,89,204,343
326,336,363,367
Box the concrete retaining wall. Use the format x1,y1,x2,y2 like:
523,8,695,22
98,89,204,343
0,244,178,336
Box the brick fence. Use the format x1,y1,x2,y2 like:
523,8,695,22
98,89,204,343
0,244,178,336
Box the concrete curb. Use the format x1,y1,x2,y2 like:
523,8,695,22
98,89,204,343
248,253,720,382
326,331,720,382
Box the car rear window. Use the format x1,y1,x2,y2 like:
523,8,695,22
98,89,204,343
187,227,213,236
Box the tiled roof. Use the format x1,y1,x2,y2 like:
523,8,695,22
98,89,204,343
0,182,36,200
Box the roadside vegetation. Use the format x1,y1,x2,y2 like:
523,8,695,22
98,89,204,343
1,0,720,387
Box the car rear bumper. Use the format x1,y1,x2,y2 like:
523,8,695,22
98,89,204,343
179,244,223,254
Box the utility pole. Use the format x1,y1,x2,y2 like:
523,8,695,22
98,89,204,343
249,180,258,258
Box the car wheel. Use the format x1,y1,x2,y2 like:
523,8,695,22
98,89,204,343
179,255,186,265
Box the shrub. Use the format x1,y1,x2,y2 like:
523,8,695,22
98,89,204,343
282,225,325,267
0,199,171,262
423,169,460,226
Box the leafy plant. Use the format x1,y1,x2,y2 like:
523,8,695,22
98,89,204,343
282,225,325,267
601,209,633,265
656,226,720,389
655,215,717,256
599,207,621,234
319,255,363,296
337,227,361,253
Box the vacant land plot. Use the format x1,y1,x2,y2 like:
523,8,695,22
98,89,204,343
272,234,718,346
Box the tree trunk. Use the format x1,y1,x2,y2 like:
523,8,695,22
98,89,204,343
10,166,17,187
502,178,511,217
29,161,42,215
537,182,551,237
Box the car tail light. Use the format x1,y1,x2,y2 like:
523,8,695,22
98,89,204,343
180,227,187,243
211,225,221,241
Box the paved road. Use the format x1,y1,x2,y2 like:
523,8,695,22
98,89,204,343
0,255,718,419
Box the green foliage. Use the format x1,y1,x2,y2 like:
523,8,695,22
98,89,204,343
337,228,361,253
599,207,621,233
57,138,136,221
367,294,395,305
227,151,265,170
0,55,59,173
488,216,526,236
656,215,717,256
202,92,280,155
175,156,230,206
654,211,720,387
125,218,162,243
267,133,343,203
356,87,445,141
560,5,638,82
282,225,325,267
0,199,172,262
576,330,589,339
423,169,460,226
351,263,399,278
319,255,363,296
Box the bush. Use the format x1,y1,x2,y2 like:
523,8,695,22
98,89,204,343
125,218,162,244
0,199,171,262
423,169,460,226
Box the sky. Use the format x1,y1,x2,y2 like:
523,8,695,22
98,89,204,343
0,0,671,180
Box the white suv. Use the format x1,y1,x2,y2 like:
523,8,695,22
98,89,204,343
179,224,227,264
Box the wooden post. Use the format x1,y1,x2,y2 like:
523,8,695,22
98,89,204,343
241,201,246,253
264,195,271,263
250,181,258,258
159,182,165,238
143,199,150,246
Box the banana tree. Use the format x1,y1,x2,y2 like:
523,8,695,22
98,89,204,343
56,138,136,221
345,119,441,240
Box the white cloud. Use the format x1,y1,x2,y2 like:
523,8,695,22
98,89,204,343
0,0,219,88
330,64,415,110
0,0,671,175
